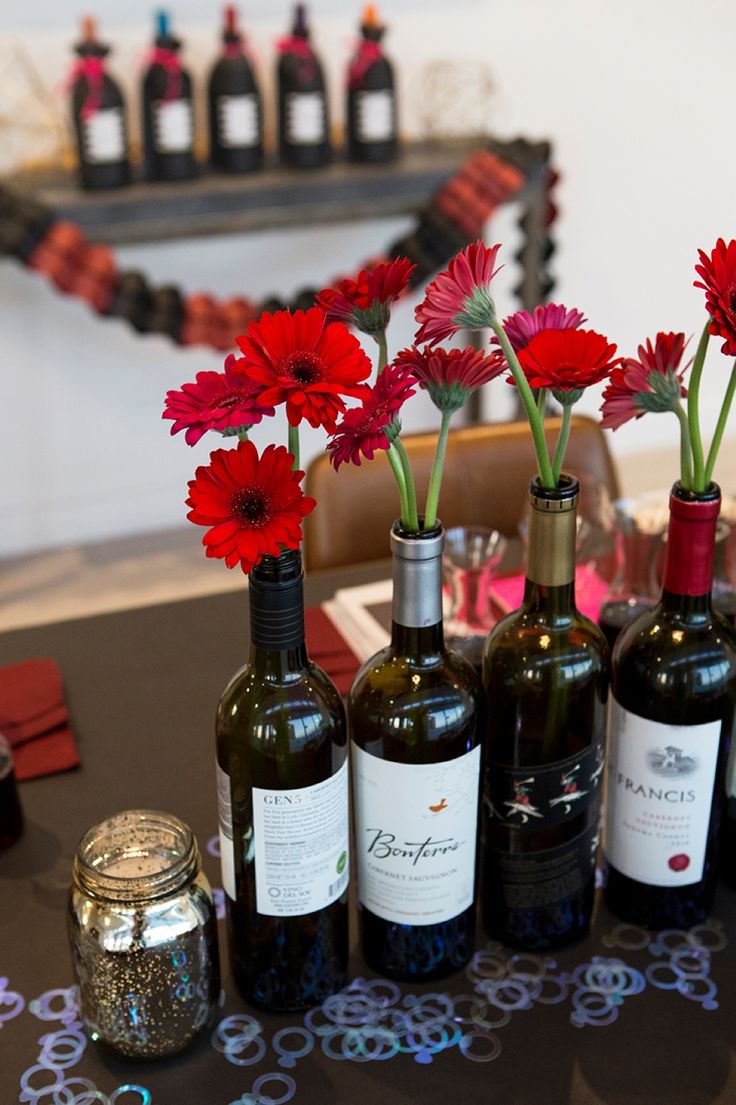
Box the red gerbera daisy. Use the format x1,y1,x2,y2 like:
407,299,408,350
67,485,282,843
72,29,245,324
317,257,416,335
600,332,690,431
327,362,417,470
515,329,621,396
394,345,505,412
694,238,736,356
501,303,587,352
163,354,274,446
414,241,502,346
186,441,316,574
235,308,372,431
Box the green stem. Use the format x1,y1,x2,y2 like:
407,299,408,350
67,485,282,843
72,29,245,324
491,320,555,487
236,428,250,443
393,437,419,531
551,403,572,485
687,319,711,491
377,330,389,374
424,410,453,531
386,442,410,527
288,424,300,471
536,386,547,421
705,360,736,485
674,402,694,490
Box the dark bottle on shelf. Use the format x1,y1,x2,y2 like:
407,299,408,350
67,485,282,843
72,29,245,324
349,522,483,981
141,10,197,182
277,4,331,169
216,549,349,1012
0,735,23,851
208,5,264,174
605,482,736,928
481,476,608,950
346,4,397,163
69,16,130,191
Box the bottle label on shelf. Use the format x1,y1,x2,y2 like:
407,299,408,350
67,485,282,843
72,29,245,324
605,699,721,886
356,90,394,143
486,742,605,830
286,92,326,145
352,743,481,925
0,734,13,781
252,758,349,917
216,761,236,899
217,94,260,148
154,99,193,153
83,108,126,164
487,820,600,910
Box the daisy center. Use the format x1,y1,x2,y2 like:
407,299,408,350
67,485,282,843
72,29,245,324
729,282,736,319
210,390,248,411
282,351,322,385
231,486,271,527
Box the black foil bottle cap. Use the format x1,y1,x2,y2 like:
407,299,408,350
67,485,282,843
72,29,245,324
249,549,305,650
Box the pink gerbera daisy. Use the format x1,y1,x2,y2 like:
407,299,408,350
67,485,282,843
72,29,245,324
394,345,505,412
414,241,502,345
327,362,417,470
317,257,416,335
163,355,274,446
600,332,690,430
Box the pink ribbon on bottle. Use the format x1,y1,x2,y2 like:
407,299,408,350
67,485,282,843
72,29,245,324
277,35,317,83
347,39,383,89
67,57,105,120
145,47,183,101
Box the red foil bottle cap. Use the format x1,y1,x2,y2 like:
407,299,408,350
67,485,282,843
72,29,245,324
662,482,721,596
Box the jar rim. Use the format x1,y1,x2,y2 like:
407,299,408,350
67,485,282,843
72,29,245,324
73,809,199,903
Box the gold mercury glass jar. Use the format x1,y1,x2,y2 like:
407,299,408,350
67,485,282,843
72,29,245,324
68,809,220,1059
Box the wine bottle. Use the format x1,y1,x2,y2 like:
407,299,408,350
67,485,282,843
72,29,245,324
0,735,23,850
277,4,331,169
605,482,736,927
481,476,608,950
215,549,349,1011
346,5,398,164
142,10,197,182
349,522,483,980
208,5,264,174
70,16,130,190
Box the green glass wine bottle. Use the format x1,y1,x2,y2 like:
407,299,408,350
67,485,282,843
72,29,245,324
349,521,483,980
482,476,609,949
216,548,349,1011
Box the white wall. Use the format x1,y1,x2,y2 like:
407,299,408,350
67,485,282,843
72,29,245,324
2,0,735,556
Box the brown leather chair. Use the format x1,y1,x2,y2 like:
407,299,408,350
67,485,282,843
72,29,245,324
304,414,620,572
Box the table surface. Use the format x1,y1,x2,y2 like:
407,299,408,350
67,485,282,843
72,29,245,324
1,564,735,1105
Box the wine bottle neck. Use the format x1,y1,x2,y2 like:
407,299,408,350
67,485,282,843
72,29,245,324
523,476,578,616
390,522,444,655
661,482,720,606
248,549,308,670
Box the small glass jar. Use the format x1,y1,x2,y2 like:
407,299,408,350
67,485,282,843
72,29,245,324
68,809,220,1059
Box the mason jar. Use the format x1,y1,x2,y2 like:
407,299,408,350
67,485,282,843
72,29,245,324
68,809,220,1059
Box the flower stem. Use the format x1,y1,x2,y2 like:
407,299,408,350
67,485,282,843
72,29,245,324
537,386,547,420
393,437,419,531
674,402,694,490
236,428,250,443
687,319,711,491
424,410,453,531
288,424,300,471
705,360,736,486
377,330,389,374
491,320,555,487
551,403,572,485
386,442,410,527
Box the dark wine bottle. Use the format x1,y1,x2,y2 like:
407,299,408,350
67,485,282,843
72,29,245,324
349,522,483,981
208,5,264,174
142,10,197,182
0,735,23,850
605,482,736,928
277,4,331,169
216,549,349,1011
346,4,397,164
481,476,608,950
70,16,130,190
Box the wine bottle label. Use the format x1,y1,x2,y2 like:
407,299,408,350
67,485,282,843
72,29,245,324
216,761,236,899
286,92,326,145
83,108,126,164
486,743,604,829
486,820,600,910
0,734,13,782
154,99,193,153
356,90,394,143
605,699,721,886
217,94,259,148
252,758,349,917
352,743,481,925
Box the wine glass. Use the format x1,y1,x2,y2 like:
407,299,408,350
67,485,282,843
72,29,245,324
443,525,507,672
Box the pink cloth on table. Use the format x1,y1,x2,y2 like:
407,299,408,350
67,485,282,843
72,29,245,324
490,565,609,623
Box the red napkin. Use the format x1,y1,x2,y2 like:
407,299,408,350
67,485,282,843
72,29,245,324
490,564,609,623
305,607,361,696
0,658,80,781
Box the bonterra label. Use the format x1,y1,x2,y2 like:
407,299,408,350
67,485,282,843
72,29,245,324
605,698,721,887
352,743,481,925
